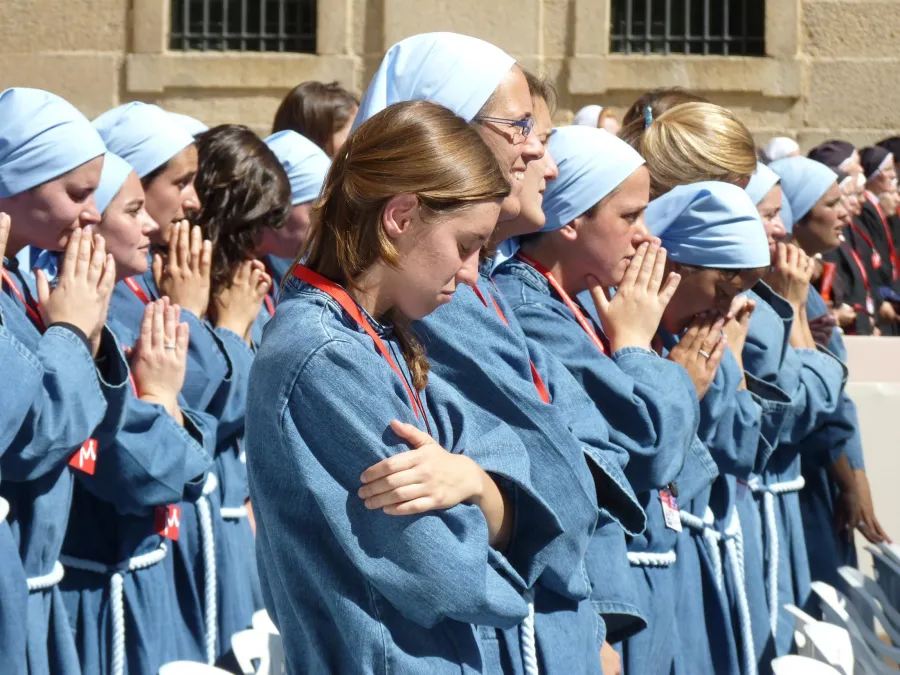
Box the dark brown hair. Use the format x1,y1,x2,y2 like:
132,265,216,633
301,100,510,388
193,125,291,294
271,81,359,154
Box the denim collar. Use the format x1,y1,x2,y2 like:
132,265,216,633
286,274,394,338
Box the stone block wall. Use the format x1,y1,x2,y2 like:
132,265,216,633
2,0,899,150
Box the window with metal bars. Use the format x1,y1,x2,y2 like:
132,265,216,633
611,0,765,56
169,0,316,52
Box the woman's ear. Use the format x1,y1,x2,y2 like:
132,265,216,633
382,194,418,240
560,217,581,242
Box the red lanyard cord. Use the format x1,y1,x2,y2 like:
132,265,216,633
292,264,426,422
515,252,610,355
124,277,152,305
865,191,900,279
471,280,551,404
1,268,46,332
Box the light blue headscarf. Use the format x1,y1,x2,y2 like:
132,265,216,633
645,181,770,269
769,157,837,228
93,102,194,179
265,130,331,205
780,196,794,235
94,152,136,214
542,126,645,233
169,112,209,137
745,161,780,206
353,32,516,128
0,88,106,198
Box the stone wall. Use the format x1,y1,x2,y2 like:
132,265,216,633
2,0,899,150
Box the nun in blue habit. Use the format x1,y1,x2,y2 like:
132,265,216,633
0,306,42,674
355,33,647,674
646,182,794,675
771,157,873,612
262,130,331,290
492,127,719,675
97,103,254,663
739,160,848,659
57,153,216,675
0,88,131,675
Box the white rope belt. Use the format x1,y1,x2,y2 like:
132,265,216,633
60,543,168,675
219,506,248,520
627,550,677,567
0,497,9,523
198,472,219,665
722,509,757,675
520,588,539,675
26,560,64,592
683,507,757,675
749,476,806,637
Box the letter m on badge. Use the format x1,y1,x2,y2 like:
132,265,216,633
155,505,181,541
68,439,98,475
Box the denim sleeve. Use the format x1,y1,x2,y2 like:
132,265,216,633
180,309,230,412
268,340,530,629
1,324,110,481
524,334,646,537
206,326,255,442
74,392,214,515
422,377,566,589
0,320,43,455
775,346,847,445
697,349,768,478
585,514,647,643
417,283,632,601
830,394,866,470
510,301,697,494
90,326,133,447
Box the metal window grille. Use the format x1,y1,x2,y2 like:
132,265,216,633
170,0,316,52
611,0,765,56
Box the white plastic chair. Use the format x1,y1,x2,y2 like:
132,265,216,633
158,663,234,675
801,622,854,675
784,604,854,674
880,541,900,566
771,655,841,675
231,629,271,675
811,581,898,674
266,632,286,675
839,566,900,644
870,545,900,616
252,609,279,634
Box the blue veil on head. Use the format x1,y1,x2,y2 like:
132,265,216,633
645,181,770,269
0,88,106,199
353,32,516,128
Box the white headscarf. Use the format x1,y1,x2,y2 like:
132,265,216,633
764,137,800,162
571,105,603,128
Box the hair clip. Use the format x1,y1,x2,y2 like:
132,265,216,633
643,106,653,129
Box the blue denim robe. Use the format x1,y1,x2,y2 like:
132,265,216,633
741,284,847,657
0,307,42,674
0,261,130,675
246,276,566,673
659,323,791,675
110,268,259,662
799,287,864,596
494,258,718,673
415,269,646,674
58,304,216,675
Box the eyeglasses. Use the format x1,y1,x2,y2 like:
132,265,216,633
472,115,535,139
